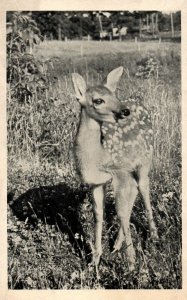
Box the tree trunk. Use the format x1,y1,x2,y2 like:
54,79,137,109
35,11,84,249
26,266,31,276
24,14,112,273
79,15,83,40
139,16,142,37
98,12,103,39
146,14,149,32
171,13,174,37
111,22,113,40
151,13,155,35
155,12,159,33
58,23,61,41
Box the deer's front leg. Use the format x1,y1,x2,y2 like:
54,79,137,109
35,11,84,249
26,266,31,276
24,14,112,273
92,185,104,266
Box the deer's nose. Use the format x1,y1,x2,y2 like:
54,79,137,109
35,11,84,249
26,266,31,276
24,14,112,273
120,108,130,117
113,108,130,120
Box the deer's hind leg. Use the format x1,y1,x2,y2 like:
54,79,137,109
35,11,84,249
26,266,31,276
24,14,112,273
138,166,158,239
112,173,138,271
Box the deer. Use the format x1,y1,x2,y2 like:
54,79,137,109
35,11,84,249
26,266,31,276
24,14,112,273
72,66,158,271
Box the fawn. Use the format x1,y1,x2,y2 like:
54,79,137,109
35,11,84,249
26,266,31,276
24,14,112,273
72,66,158,271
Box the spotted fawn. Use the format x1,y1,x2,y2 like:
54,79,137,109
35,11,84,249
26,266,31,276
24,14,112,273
72,66,158,271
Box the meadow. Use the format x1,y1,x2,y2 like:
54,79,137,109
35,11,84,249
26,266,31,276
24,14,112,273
7,40,181,289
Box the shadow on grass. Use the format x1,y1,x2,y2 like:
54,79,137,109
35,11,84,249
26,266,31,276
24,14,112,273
8,182,149,265
8,182,92,260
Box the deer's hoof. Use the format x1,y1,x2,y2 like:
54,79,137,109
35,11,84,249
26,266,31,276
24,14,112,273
128,261,135,272
112,242,123,253
92,250,102,267
150,227,159,240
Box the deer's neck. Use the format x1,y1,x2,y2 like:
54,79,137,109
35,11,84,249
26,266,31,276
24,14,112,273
77,108,101,144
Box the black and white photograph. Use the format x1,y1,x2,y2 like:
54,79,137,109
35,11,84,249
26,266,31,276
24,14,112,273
1,0,186,297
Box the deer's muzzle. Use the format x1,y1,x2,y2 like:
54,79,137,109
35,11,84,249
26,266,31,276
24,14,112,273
113,108,130,121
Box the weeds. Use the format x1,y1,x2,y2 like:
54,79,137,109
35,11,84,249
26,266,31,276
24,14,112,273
7,39,181,289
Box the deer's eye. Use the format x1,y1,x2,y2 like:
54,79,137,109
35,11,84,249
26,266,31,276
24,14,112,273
92,98,105,105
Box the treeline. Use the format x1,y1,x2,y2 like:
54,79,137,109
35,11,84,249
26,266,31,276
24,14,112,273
7,11,181,40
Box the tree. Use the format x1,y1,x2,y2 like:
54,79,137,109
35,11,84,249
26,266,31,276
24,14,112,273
15,11,180,41
133,11,160,37
170,12,174,37
174,11,181,31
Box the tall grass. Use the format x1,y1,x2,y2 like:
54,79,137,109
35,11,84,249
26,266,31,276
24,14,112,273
7,41,181,289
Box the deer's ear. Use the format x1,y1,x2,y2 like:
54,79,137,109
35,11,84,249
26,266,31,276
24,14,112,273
104,66,123,93
72,73,87,103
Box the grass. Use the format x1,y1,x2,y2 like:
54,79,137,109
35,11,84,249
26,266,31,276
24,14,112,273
7,40,181,289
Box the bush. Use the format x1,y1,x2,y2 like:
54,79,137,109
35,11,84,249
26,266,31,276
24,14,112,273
7,12,49,102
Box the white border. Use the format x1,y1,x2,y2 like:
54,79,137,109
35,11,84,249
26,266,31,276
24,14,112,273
0,1,186,299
